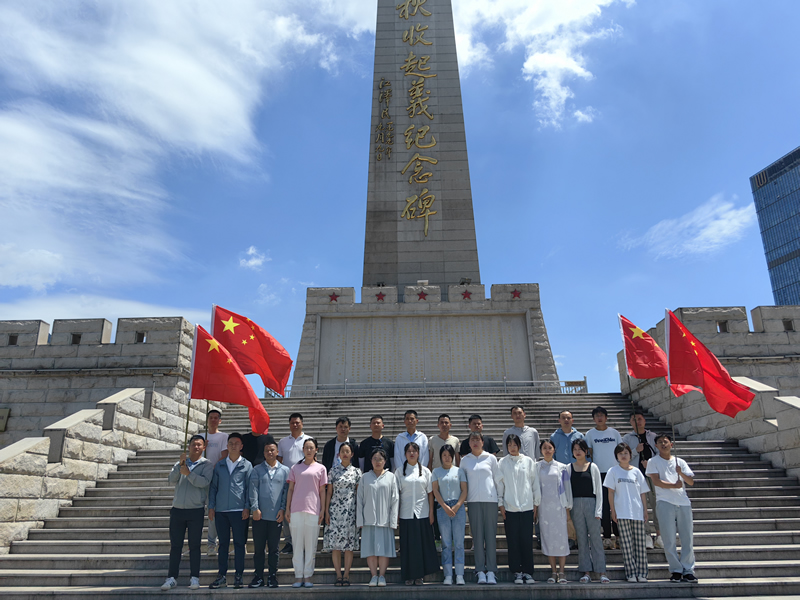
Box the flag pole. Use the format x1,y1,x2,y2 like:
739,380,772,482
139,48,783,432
665,308,677,456
185,324,200,453
204,306,216,458
619,314,641,434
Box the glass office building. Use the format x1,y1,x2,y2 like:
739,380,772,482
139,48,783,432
751,146,800,305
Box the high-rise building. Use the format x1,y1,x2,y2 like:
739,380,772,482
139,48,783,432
750,146,800,305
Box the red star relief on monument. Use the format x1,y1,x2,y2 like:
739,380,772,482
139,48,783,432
417,291,428,300
376,292,386,302
511,289,522,299
461,290,472,300
329,293,339,302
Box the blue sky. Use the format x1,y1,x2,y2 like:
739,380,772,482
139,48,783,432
1,0,798,394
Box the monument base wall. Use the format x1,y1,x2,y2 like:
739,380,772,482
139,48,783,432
292,283,559,393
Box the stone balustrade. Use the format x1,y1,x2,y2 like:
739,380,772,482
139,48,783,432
0,388,214,553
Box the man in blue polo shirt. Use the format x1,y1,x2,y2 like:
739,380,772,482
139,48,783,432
550,410,584,464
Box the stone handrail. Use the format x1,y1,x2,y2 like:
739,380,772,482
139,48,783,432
0,388,214,553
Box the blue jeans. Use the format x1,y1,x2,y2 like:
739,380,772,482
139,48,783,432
656,501,695,575
437,500,466,576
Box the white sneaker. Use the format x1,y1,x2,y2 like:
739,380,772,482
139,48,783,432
523,573,535,584
189,577,200,590
627,576,637,583
486,572,497,585
443,576,452,585
455,575,465,585
161,577,177,591
378,576,387,587
476,571,487,584
645,536,654,549
637,576,648,583
369,576,379,587
514,573,523,584
207,543,218,556
654,535,664,549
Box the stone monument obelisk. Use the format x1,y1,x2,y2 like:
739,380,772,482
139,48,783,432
363,0,481,298
290,0,559,393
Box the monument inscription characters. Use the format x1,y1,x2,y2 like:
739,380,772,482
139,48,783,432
290,0,559,393
364,0,481,297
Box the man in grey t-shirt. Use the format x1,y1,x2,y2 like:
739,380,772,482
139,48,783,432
502,405,540,460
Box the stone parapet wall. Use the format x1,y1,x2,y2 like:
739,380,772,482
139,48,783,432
0,317,194,448
0,388,212,553
618,306,800,480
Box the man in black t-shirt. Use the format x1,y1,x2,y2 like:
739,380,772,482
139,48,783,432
359,415,394,472
458,414,500,457
241,430,270,467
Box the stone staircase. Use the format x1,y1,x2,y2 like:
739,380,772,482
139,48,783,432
1,392,800,598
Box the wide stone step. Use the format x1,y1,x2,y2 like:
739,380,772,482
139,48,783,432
28,517,800,541
690,477,798,488
2,577,800,600
14,529,800,556
1,548,799,572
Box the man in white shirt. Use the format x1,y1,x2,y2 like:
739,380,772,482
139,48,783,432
622,410,662,549
646,433,697,583
585,406,622,549
277,412,310,554
201,410,228,556
502,406,540,461
394,410,429,470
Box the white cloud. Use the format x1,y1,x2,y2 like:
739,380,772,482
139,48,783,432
554,354,565,367
239,246,269,270
453,0,633,127
574,107,599,123
0,1,366,293
621,194,757,259
0,294,209,333
257,284,280,306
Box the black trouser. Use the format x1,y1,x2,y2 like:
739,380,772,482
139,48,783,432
505,510,534,575
252,519,283,577
600,472,620,538
432,500,441,540
168,507,204,579
216,511,249,575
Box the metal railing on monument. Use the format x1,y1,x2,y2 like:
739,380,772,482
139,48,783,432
272,377,588,398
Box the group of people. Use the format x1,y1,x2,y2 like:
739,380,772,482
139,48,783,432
161,405,698,590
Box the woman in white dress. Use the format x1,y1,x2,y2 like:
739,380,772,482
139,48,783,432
536,438,572,584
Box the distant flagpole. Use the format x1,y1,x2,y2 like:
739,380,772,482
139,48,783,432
619,314,640,430
204,306,217,458
184,324,200,452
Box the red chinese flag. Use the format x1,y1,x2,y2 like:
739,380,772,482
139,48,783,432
190,325,270,433
666,310,755,418
619,314,669,379
211,305,293,396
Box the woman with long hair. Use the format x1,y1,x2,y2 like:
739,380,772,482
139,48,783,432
570,439,609,583
536,438,572,584
323,442,362,586
357,448,399,587
285,438,327,588
496,433,539,585
395,442,439,585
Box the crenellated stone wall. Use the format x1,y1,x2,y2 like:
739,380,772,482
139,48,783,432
618,306,800,479
0,317,194,448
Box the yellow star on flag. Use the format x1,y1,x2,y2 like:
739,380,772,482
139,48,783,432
250,335,255,340
226,358,233,364
221,317,239,334
206,338,221,353
630,326,646,339
241,339,248,346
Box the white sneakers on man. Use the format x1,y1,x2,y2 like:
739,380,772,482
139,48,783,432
189,577,200,590
455,575,465,585
645,536,655,549
476,571,486,584
486,572,497,585
443,576,453,585
654,535,664,549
